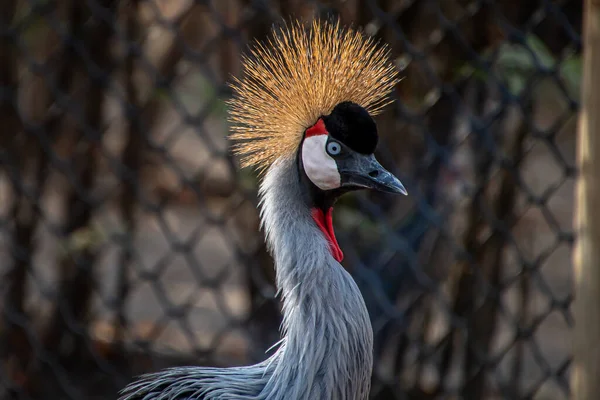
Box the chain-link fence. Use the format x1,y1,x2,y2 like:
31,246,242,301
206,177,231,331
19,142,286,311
0,0,581,399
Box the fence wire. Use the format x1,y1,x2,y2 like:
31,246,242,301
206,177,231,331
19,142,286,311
0,0,581,399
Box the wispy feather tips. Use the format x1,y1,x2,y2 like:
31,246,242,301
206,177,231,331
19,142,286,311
227,19,399,174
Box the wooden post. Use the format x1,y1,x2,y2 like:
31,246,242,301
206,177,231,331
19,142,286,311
572,0,600,399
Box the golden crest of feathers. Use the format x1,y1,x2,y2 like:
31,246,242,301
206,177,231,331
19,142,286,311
227,19,400,173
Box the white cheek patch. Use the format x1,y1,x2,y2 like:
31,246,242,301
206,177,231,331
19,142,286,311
301,135,341,190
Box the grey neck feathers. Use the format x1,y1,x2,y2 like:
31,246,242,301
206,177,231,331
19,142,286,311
118,158,374,400
257,158,374,400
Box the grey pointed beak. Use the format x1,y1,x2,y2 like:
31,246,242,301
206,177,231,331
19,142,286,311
338,154,407,195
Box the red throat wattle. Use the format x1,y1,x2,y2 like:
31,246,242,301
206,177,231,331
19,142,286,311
311,207,344,262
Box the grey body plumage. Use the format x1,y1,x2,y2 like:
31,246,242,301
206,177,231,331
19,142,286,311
119,159,374,400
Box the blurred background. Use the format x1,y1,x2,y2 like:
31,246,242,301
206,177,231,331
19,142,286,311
0,0,582,399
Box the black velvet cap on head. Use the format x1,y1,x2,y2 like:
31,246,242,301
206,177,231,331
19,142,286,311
322,101,378,154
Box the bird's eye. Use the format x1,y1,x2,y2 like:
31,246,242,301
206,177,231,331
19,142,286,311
326,141,342,156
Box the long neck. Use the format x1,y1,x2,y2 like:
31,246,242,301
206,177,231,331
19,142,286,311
258,158,373,400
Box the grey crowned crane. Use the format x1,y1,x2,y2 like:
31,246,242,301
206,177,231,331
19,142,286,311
119,19,406,400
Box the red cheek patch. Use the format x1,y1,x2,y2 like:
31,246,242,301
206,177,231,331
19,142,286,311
305,118,328,138
311,207,344,262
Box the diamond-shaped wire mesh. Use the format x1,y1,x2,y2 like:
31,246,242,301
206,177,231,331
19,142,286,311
0,0,580,399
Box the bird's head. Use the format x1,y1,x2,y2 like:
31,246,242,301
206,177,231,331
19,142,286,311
300,101,406,202
228,19,406,261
